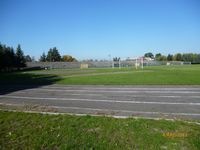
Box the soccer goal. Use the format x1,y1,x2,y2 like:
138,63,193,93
111,57,144,69
135,57,144,69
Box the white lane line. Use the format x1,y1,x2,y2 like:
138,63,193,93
0,103,22,106
15,91,102,96
12,91,200,98
1,95,200,106
26,88,200,94
0,102,200,117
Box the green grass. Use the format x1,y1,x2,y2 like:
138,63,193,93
1,65,200,85
28,67,134,76
0,111,200,149
0,72,61,85
56,65,200,85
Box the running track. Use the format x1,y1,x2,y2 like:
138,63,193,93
0,85,200,120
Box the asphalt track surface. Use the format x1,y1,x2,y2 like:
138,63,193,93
0,85,200,120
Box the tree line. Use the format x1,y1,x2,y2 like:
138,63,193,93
39,47,77,62
144,52,200,64
0,43,77,72
0,43,31,72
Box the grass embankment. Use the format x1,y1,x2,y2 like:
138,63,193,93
0,111,199,149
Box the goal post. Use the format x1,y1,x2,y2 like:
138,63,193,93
135,56,144,69
111,56,144,69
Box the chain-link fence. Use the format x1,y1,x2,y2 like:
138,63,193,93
26,60,191,69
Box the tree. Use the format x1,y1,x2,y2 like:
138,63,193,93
40,52,46,62
144,52,154,58
167,54,173,61
25,55,32,62
62,55,77,62
6,47,15,69
46,47,61,62
173,53,182,61
155,53,162,61
182,53,192,62
0,44,15,71
0,44,3,70
196,54,200,64
113,57,120,61
159,55,167,61
0,43,27,71
15,44,26,69
176,53,182,61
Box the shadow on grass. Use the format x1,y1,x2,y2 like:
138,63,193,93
0,72,62,95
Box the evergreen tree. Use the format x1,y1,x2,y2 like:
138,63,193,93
46,47,61,62
40,52,46,62
15,44,26,69
25,55,32,62
0,44,4,71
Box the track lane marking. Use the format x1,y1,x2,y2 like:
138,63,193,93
11,91,200,99
1,95,200,106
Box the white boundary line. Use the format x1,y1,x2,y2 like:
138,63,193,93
13,91,200,99
1,95,200,105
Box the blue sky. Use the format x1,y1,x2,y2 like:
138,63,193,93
0,0,200,60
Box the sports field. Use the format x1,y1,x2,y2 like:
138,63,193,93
1,64,200,85
1,65,200,149
0,64,200,120
55,65,200,85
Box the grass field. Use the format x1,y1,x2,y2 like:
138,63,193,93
1,65,200,85
0,111,200,150
57,65,200,85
